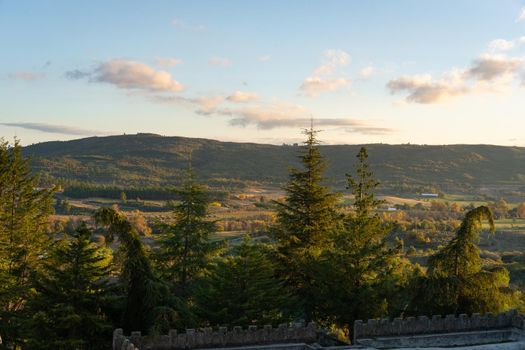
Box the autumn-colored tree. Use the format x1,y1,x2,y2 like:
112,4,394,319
129,210,152,237
515,202,525,218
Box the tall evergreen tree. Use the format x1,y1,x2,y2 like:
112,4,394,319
155,168,220,295
94,207,169,333
273,127,341,320
154,168,222,328
317,147,401,329
409,206,520,315
0,139,54,347
196,236,292,327
25,224,113,350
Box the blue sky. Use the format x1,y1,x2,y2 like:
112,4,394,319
1,0,525,145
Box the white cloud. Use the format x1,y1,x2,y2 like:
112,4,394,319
258,55,271,62
213,100,392,134
517,6,525,22
155,57,183,68
94,59,184,93
488,37,525,52
226,91,259,103
342,121,394,135
152,92,392,134
300,49,350,97
359,65,375,78
0,122,108,136
216,101,309,128
218,104,393,134
171,18,206,32
300,77,349,96
387,71,468,104
209,57,232,67
193,96,225,115
149,94,224,115
8,71,44,81
489,39,515,52
313,49,350,76
467,54,523,81
388,52,525,104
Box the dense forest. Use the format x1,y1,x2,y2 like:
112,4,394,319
24,133,525,195
1,132,522,349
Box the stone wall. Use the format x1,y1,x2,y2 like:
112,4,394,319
354,310,523,343
113,323,318,350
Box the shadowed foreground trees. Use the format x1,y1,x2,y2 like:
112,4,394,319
408,206,520,315
0,134,522,348
94,207,170,334
195,236,293,327
273,127,342,321
155,168,223,328
0,140,55,348
25,224,114,350
316,147,410,330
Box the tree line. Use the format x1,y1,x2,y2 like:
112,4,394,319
62,184,229,202
0,131,520,349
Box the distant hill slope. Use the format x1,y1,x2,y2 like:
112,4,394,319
23,133,525,194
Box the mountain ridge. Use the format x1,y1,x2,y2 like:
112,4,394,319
23,133,525,195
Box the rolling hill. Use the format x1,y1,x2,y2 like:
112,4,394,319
23,133,525,195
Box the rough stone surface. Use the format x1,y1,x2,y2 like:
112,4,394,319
394,341,525,350
112,311,525,350
357,329,525,349
353,310,521,343
113,323,318,350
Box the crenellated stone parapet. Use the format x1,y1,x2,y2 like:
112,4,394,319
113,323,318,350
354,310,523,343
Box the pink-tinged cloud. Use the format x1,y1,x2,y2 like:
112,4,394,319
300,49,350,97
359,65,375,78
226,91,259,103
387,72,468,104
94,59,184,93
388,53,525,104
0,122,109,136
8,71,44,81
467,54,523,81
155,57,183,68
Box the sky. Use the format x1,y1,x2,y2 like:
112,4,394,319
1,0,525,146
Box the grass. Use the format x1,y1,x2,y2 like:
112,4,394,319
481,218,525,230
210,230,246,242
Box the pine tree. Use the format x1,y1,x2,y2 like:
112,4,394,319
94,207,169,333
409,206,520,315
196,236,292,327
318,147,401,328
155,169,221,295
154,168,222,329
273,127,341,320
0,139,54,347
25,223,113,350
